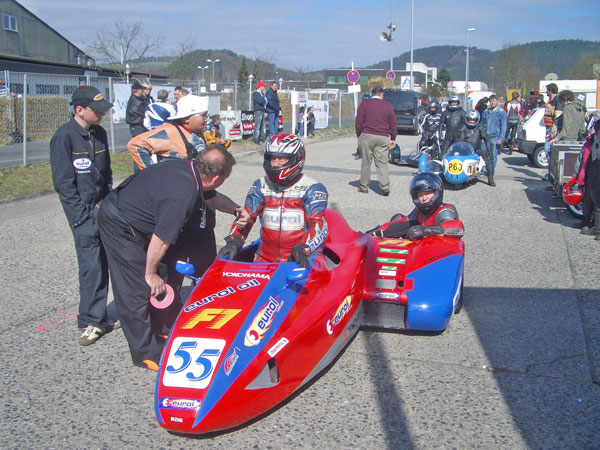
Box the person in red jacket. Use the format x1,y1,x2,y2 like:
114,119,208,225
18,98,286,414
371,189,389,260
367,172,464,240
217,133,328,268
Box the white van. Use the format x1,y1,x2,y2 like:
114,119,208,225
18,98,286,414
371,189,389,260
515,107,548,168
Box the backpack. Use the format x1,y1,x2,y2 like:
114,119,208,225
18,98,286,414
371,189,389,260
507,103,521,125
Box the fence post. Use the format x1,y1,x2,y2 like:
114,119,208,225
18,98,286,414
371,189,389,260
22,73,27,166
108,77,115,154
338,90,342,128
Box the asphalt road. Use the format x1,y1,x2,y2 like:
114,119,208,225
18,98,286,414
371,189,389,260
1,134,599,449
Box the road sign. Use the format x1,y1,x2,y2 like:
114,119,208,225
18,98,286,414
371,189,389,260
400,76,412,90
348,84,362,93
347,70,360,84
386,70,395,80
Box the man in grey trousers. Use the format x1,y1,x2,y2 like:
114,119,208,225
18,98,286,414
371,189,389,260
355,86,397,196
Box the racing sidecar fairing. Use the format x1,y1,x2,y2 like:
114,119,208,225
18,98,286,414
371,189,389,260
155,209,464,434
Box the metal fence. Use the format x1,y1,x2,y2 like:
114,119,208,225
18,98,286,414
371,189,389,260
0,70,358,168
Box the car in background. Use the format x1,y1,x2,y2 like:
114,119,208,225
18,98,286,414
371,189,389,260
383,89,428,134
516,107,548,168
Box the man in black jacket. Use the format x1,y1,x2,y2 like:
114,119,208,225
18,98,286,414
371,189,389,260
253,81,268,144
50,86,117,346
440,94,466,154
459,110,495,186
126,80,148,138
266,82,281,137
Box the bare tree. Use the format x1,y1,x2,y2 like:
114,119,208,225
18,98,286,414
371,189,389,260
252,47,278,81
168,34,198,81
87,18,163,80
493,42,528,99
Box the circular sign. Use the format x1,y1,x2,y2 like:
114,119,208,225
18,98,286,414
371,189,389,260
386,70,395,80
447,160,463,175
347,70,360,84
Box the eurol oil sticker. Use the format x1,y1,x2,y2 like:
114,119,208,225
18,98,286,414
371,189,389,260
73,158,92,170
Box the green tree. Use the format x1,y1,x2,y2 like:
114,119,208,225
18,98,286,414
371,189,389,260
238,57,249,83
252,63,260,82
568,51,600,79
437,68,452,87
426,83,442,99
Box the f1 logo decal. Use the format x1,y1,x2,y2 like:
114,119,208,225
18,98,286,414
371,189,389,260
181,308,241,330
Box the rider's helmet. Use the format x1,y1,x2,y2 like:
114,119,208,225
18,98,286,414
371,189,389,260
263,133,306,187
410,172,444,215
447,94,461,111
465,109,481,128
563,178,584,205
428,100,440,115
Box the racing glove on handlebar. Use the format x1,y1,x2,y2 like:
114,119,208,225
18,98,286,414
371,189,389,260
406,225,445,240
288,243,310,268
217,235,244,260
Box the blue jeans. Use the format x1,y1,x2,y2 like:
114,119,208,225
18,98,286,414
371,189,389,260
253,110,266,143
487,137,500,169
267,112,278,136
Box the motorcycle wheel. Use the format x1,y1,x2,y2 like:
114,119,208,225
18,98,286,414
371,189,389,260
566,202,585,219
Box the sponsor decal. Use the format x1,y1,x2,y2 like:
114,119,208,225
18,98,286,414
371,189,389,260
381,265,397,271
379,239,411,246
223,272,270,280
263,207,304,231
267,337,289,357
229,122,242,136
308,223,328,253
224,346,240,375
378,269,397,277
160,398,201,410
326,296,352,335
245,296,283,346
73,158,92,170
375,279,397,290
184,286,236,312
170,417,183,423
181,308,241,330
379,248,408,254
374,292,400,300
376,257,406,264
311,191,328,202
423,250,455,266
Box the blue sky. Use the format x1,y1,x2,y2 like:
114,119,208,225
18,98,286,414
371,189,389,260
17,0,600,70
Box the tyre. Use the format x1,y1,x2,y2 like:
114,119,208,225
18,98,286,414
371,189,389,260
532,145,548,168
526,153,534,162
454,281,463,314
567,202,585,219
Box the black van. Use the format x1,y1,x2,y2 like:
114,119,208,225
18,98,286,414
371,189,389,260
383,89,428,134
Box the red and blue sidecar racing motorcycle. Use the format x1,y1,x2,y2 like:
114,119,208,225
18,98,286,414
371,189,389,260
155,209,464,434
419,142,485,189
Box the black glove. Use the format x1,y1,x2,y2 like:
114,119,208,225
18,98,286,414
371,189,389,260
364,226,383,237
406,225,425,240
288,243,310,268
217,235,244,260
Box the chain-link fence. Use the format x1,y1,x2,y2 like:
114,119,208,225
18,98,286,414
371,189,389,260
0,70,358,168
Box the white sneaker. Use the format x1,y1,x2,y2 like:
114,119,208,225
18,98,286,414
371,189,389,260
78,325,104,346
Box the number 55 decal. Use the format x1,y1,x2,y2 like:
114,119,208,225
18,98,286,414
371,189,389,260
162,337,226,389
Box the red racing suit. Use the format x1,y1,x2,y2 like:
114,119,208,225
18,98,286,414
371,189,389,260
229,174,328,262
379,203,465,238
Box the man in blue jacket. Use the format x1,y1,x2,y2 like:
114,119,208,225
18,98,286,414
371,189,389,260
266,82,281,137
50,86,118,346
481,94,507,168
253,81,268,144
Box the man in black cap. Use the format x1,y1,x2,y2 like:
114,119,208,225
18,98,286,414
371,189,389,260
126,80,148,139
50,86,118,346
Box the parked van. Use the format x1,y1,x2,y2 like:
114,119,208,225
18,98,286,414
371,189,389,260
516,107,548,168
383,89,428,134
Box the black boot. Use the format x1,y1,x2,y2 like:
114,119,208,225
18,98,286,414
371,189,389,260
581,211,600,236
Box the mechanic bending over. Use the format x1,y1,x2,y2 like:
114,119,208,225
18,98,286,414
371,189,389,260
366,172,465,240
217,133,329,268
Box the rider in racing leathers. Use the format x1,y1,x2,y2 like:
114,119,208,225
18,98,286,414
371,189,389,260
459,109,496,187
367,172,464,240
418,100,442,159
217,133,328,268
440,95,466,155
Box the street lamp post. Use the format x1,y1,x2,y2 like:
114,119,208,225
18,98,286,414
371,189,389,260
465,27,476,109
197,65,209,83
206,59,220,83
489,66,494,92
279,77,283,90
248,74,254,109
125,63,130,83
